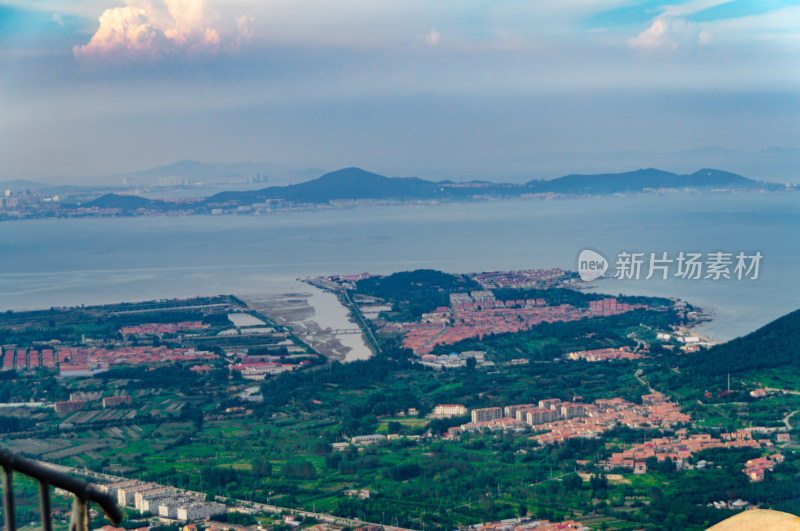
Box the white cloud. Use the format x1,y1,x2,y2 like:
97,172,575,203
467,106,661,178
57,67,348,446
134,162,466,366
701,6,800,48
630,18,674,51
73,0,250,63
629,2,800,54
425,29,440,47
629,16,707,52
52,13,64,26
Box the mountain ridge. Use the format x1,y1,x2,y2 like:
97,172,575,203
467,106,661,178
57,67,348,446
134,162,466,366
682,308,800,375
526,168,756,194
203,166,772,207
78,166,788,212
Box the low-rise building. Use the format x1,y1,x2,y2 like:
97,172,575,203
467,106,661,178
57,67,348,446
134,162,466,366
70,391,102,402
433,404,468,418
54,400,84,413
538,398,561,410
351,434,386,445
176,502,226,521
743,454,783,482
103,395,132,408
134,487,169,510
471,407,503,423
526,408,561,426
140,496,175,515
504,404,537,419
560,402,586,419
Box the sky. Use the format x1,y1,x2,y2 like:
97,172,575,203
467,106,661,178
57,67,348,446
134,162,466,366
1,0,799,182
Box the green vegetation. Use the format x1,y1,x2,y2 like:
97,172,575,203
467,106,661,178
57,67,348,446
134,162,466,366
683,308,800,375
491,287,673,310
0,295,241,347
3,282,800,530
431,309,682,362
355,270,480,321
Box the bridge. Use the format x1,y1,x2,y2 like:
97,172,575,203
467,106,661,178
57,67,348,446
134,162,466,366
306,328,363,336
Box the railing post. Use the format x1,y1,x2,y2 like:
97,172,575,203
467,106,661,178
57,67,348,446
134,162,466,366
2,465,15,531
0,449,119,529
38,480,53,531
69,495,88,531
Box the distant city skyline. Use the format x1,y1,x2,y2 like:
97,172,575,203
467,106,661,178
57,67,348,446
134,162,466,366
1,1,798,182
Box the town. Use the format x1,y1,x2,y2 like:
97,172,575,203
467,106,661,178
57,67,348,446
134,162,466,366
1,270,799,531
389,295,646,355
441,392,691,443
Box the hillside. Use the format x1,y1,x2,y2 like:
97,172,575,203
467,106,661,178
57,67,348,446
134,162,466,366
205,167,449,206
683,308,800,375
82,193,163,210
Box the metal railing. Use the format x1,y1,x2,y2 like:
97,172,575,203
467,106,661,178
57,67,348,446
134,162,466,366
0,448,122,531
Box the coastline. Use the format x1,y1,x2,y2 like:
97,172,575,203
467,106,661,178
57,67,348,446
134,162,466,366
239,283,373,363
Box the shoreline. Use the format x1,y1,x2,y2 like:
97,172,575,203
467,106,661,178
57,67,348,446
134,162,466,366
675,324,718,346
238,283,373,363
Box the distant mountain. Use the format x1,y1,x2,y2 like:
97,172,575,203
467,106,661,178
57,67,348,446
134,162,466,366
683,308,800,375
0,179,48,191
205,167,452,205
71,166,786,213
526,168,758,194
204,166,767,207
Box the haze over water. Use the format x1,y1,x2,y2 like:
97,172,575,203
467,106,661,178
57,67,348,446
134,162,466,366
2,192,797,343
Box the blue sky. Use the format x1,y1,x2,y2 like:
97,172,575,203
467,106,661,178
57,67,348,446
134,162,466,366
1,0,798,181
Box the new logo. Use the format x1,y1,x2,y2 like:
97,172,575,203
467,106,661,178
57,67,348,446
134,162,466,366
578,249,608,281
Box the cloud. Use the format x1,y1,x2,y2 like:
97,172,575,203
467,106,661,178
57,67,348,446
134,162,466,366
628,16,707,52
700,6,800,48
52,13,64,26
235,14,254,47
425,29,440,47
73,0,250,63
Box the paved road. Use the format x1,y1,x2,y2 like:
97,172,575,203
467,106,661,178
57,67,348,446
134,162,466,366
764,387,800,396
342,290,381,354
784,410,798,430
634,369,656,393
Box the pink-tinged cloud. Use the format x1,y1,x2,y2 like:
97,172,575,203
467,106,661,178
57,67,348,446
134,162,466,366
74,0,250,63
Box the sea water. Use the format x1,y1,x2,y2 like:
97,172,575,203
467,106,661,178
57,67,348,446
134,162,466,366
1,191,797,344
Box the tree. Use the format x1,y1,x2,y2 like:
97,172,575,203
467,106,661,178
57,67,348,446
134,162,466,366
387,463,421,481
589,473,608,492
253,459,272,477
562,473,583,492
282,459,316,480
325,453,343,470
0,416,21,433
310,440,330,456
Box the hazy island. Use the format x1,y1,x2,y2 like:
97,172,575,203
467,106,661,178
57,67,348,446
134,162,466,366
1,166,794,221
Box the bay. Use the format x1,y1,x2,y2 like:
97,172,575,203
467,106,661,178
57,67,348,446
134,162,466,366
0,191,797,343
